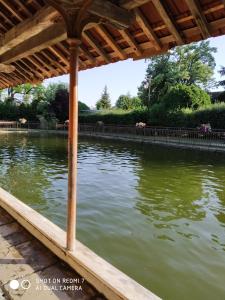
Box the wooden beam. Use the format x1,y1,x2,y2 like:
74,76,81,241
120,0,150,10
151,0,183,45
83,31,111,63
80,45,96,64
0,6,58,56
19,59,44,81
185,0,210,39
41,50,67,73
119,29,142,56
88,0,133,28
134,8,161,50
48,45,69,66
0,63,15,73
0,23,67,64
96,25,126,59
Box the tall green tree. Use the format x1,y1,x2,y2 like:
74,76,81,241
116,93,142,110
96,86,111,110
138,41,217,107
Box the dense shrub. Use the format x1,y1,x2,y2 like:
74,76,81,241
161,84,211,111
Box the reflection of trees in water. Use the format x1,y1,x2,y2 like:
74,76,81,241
0,133,68,210
135,146,225,238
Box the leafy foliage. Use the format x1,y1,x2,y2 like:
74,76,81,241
161,84,211,111
138,41,217,107
0,82,90,122
116,93,142,110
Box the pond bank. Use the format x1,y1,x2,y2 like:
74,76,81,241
1,128,225,153
79,131,225,153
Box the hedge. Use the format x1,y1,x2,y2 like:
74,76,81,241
79,103,225,129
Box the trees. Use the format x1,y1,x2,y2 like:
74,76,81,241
138,41,217,107
161,84,211,112
50,84,69,121
96,86,111,110
79,101,90,112
116,93,142,110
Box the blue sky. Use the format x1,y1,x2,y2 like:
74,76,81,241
44,35,225,108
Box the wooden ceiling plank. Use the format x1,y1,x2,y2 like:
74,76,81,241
20,59,44,80
14,0,32,17
119,28,142,56
185,0,210,39
13,68,30,82
83,31,111,63
80,45,96,64
0,5,58,56
1,0,23,22
151,0,183,45
27,56,50,78
0,11,15,27
14,62,35,81
4,72,20,85
120,0,150,10
41,50,67,73
33,53,58,77
134,8,161,50
96,25,126,60
48,46,69,66
0,75,11,86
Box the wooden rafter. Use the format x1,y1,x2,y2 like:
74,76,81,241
119,29,142,56
48,45,69,67
1,0,23,22
96,25,126,60
83,31,111,63
0,63,15,73
151,0,183,45
80,45,95,64
0,6,58,56
120,0,150,10
134,8,161,50
185,0,210,39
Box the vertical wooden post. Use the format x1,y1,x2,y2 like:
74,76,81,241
67,38,80,251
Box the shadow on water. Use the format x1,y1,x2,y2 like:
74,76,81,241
1,133,225,300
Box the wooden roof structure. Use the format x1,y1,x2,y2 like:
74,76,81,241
0,0,225,89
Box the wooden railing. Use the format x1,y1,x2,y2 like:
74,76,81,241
78,124,225,148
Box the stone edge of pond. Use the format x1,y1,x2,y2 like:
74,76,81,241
2,128,223,153
79,132,225,153
0,187,161,300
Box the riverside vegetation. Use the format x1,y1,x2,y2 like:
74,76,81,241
1,41,225,128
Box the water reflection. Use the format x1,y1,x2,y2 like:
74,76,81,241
1,133,225,300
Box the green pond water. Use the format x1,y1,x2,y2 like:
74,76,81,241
0,132,225,300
